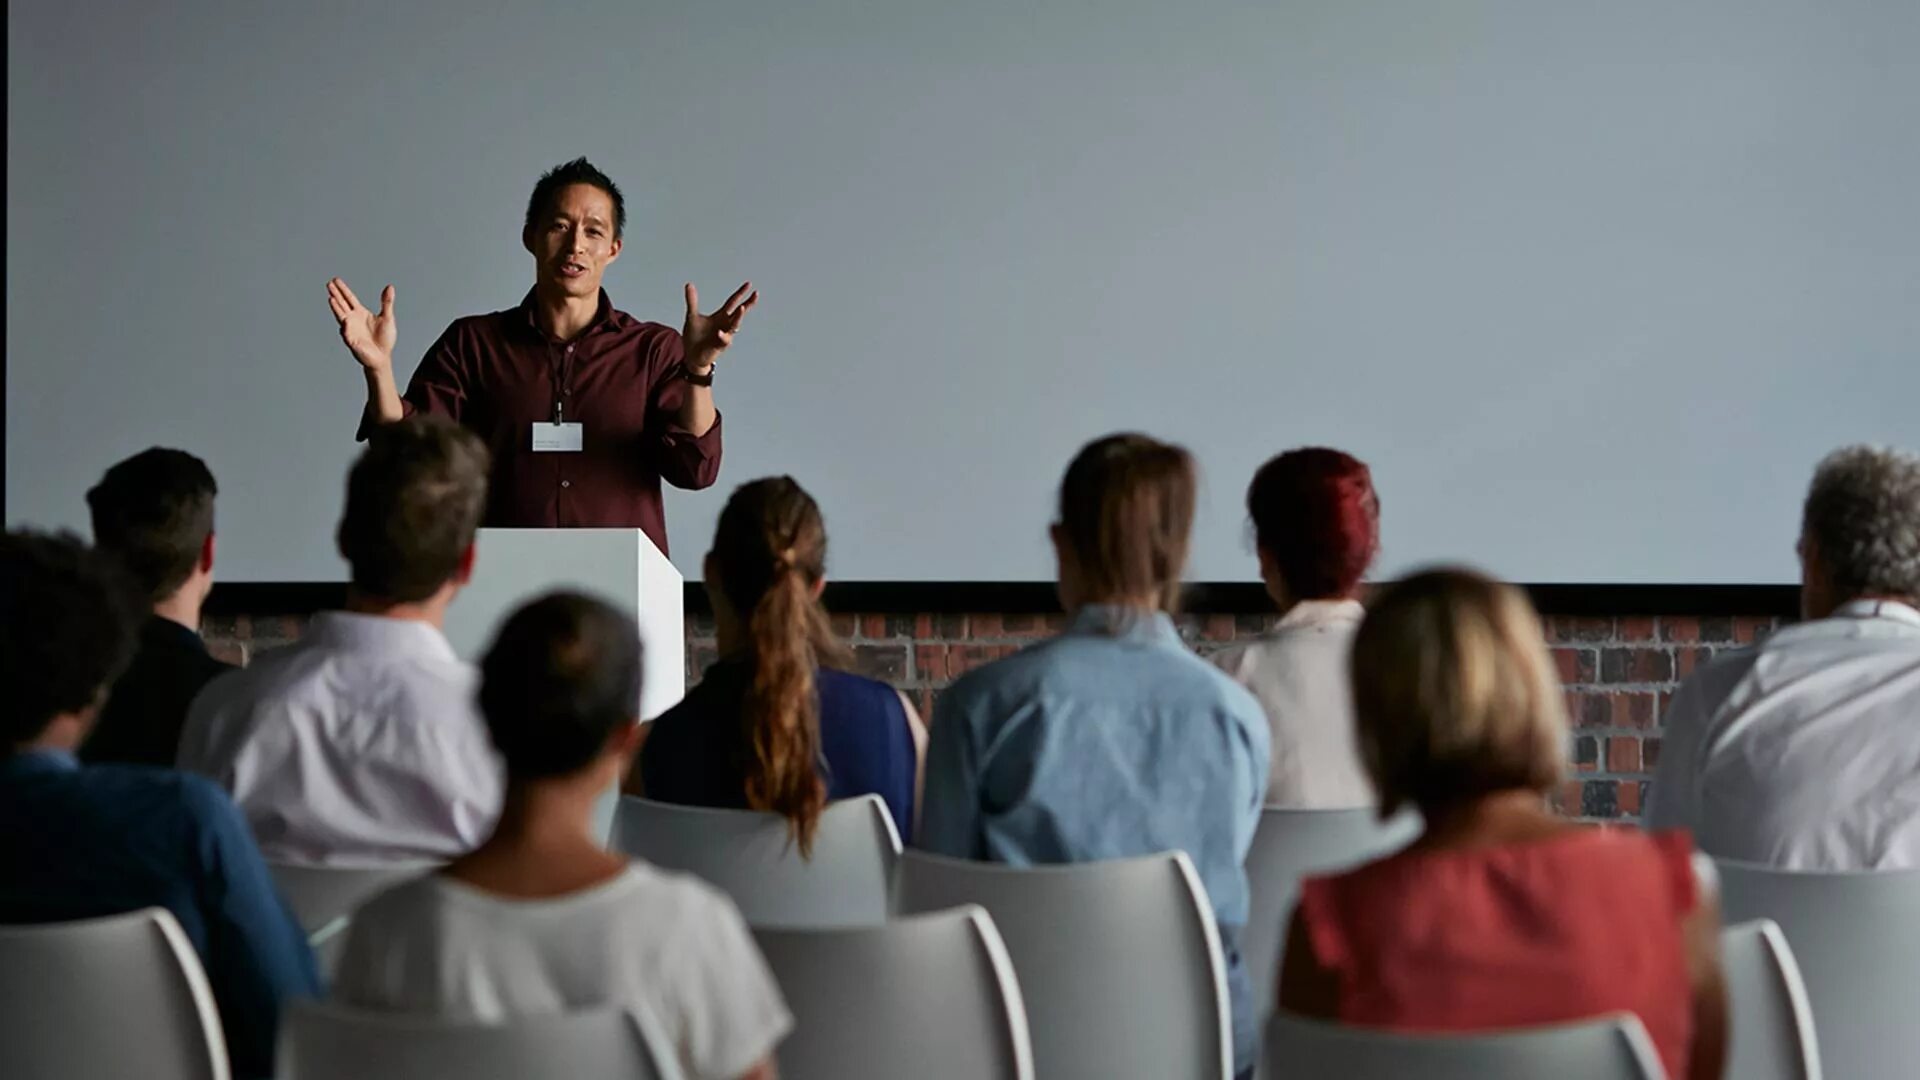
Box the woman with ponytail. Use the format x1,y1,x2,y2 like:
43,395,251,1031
633,477,925,851
1211,447,1381,808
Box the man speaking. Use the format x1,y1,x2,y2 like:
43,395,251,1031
325,158,754,555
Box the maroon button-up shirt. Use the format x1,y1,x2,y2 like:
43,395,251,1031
361,290,721,555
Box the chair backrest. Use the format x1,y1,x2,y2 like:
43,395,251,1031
1262,1010,1664,1080
268,862,440,933
610,794,901,927
1715,859,1920,1080
1721,919,1822,1080
0,907,230,1080
894,849,1231,1080
1242,807,1420,1027
280,1002,682,1080
754,905,1035,1080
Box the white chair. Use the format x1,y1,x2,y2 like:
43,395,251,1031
1262,1010,1664,1079
754,905,1034,1080
1242,808,1420,1029
0,907,230,1080
1721,919,1822,1080
268,861,438,973
611,794,900,927
280,1001,683,1080
1715,859,1920,1080
895,849,1231,1080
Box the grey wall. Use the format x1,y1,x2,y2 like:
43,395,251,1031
9,0,1918,583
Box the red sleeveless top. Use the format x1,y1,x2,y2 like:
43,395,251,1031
1298,828,1698,1080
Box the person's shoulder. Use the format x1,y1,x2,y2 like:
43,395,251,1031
610,862,745,936
816,668,907,710
78,763,241,830
937,637,1065,712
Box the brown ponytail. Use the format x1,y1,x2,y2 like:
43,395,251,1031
710,477,846,856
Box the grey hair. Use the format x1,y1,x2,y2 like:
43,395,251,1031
1802,445,1920,601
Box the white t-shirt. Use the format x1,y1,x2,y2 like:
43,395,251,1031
332,863,792,1080
1210,599,1375,809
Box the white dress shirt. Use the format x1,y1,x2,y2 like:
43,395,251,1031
334,865,792,1080
1210,599,1375,809
1645,599,1920,870
178,612,503,866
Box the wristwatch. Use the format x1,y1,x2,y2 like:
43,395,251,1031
680,362,715,387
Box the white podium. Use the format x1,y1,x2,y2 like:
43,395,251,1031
443,528,686,720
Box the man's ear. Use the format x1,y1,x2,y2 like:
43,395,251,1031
522,223,536,256
606,235,622,266
200,532,217,575
453,542,478,586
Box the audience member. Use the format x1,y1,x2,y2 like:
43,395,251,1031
178,416,502,865
1647,444,1920,868
0,531,320,1080
1279,568,1726,1080
334,592,790,1080
1211,447,1379,808
635,476,926,843
80,448,234,766
918,433,1270,1079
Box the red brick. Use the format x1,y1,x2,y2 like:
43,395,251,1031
888,614,936,640
946,644,1004,678
1202,614,1236,642
1658,616,1702,643
829,612,857,638
936,614,968,638
1546,616,1614,643
1573,735,1598,772
1643,737,1663,768
968,613,1003,638
1552,647,1597,685
1675,646,1716,678
1616,616,1657,642
859,614,888,640
1599,647,1674,684
914,644,950,683
1581,780,1621,819
1565,692,1611,728
1606,737,1642,773
1000,613,1050,637
849,643,908,681
1610,693,1658,729
1733,616,1776,644
1553,781,1586,816
1617,782,1643,816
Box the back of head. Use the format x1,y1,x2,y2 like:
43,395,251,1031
1056,433,1198,611
337,416,491,603
1349,567,1565,818
1802,444,1920,606
708,476,840,855
86,447,218,603
478,592,642,780
1247,447,1380,599
1,531,143,748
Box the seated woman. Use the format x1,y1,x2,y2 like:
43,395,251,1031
332,593,790,1080
634,476,926,848
1211,447,1380,808
1278,569,1727,1080
918,433,1271,1079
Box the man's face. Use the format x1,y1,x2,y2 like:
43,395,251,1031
526,183,622,298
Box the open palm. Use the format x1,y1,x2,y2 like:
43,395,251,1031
682,281,758,372
326,277,397,371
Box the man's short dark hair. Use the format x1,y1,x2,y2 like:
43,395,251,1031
336,416,490,603
525,157,627,239
1,531,143,746
87,448,218,602
479,592,642,780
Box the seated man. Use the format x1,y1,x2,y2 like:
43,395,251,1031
334,592,789,1080
80,447,234,766
179,416,503,865
1647,444,1920,869
0,531,320,1080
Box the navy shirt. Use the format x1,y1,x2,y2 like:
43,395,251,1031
641,658,917,837
0,750,321,1080
82,616,235,768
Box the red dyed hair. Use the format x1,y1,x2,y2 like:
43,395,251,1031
1247,447,1380,599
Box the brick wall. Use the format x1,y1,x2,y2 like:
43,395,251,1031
202,608,1782,823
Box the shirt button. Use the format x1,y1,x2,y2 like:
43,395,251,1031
566,345,575,355
560,480,572,489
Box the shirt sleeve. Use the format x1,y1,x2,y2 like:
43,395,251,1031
669,893,793,1080
1642,654,1748,832
643,330,724,491
355,323,473,441
189,780,324,1080
914,685,985,857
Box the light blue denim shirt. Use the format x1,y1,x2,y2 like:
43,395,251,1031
919,604,1271,1072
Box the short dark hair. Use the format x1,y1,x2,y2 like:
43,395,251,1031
1056,433,1198,611
337,416,490,603
1247,447,1381,599
478,592,643,780
524,157,627,239
87,448,218,602
2,531,144,747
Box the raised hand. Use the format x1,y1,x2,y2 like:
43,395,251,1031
327,277,398,373
682,281,758,373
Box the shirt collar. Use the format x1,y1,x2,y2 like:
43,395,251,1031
1831,598,1920,628
1274,598,1366,632
3,748,79,775
307,611,461,663
517,288,621,341
144,615,210,655
1066,604,1185,646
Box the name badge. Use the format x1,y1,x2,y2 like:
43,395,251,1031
532,422,584,452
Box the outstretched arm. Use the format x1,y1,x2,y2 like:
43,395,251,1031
676,280,758,437
327,277,404,427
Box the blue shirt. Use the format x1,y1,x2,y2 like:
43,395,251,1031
918,606,1270,1072
641,658,918,836
0,750,322,1080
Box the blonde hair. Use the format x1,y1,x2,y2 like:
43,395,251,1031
1349,567,1566,818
